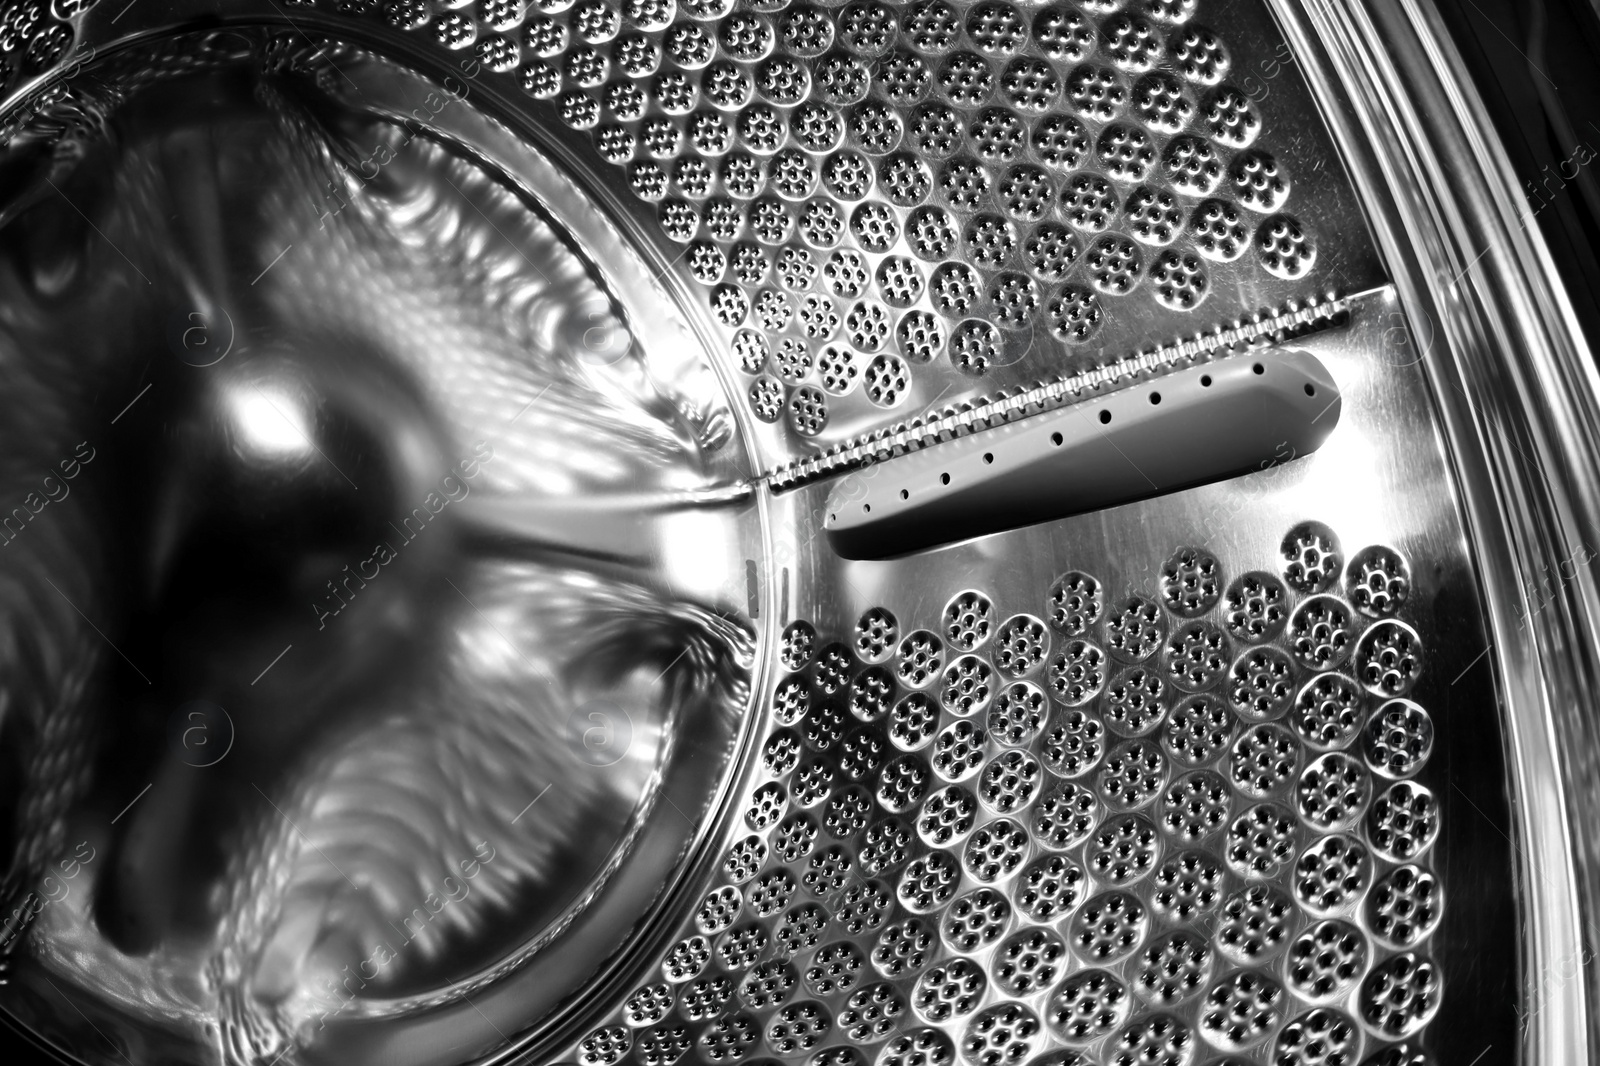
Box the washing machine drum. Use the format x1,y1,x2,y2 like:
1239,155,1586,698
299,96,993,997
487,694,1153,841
0,4,1590,1066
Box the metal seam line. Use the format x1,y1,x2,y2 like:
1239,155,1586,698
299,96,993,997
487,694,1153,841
760,284,1392,492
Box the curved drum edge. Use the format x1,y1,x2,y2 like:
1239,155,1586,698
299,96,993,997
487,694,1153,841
0,0,1588,1063
1270,0,1600,1061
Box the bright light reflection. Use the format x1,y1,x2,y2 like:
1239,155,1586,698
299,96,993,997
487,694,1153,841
658,510,733,600
228,385,314,460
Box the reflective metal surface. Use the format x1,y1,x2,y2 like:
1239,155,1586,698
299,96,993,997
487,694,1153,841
0,37,766,1063
0,0,1589,1064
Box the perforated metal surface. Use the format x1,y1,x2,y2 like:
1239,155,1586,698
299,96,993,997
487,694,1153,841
480,0,1379,451
0,0,1382,459
0,1,1517,1064
557,516,1449,1066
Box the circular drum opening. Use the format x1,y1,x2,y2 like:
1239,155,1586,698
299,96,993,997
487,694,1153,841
0,30,766,1066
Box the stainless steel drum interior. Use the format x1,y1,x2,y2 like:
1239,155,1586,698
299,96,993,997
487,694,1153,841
0,1,1593,1065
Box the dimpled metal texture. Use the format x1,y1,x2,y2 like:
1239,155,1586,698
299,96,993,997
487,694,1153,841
562,523,1444,1066
0,1,1473,1063
136,0,1392,453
